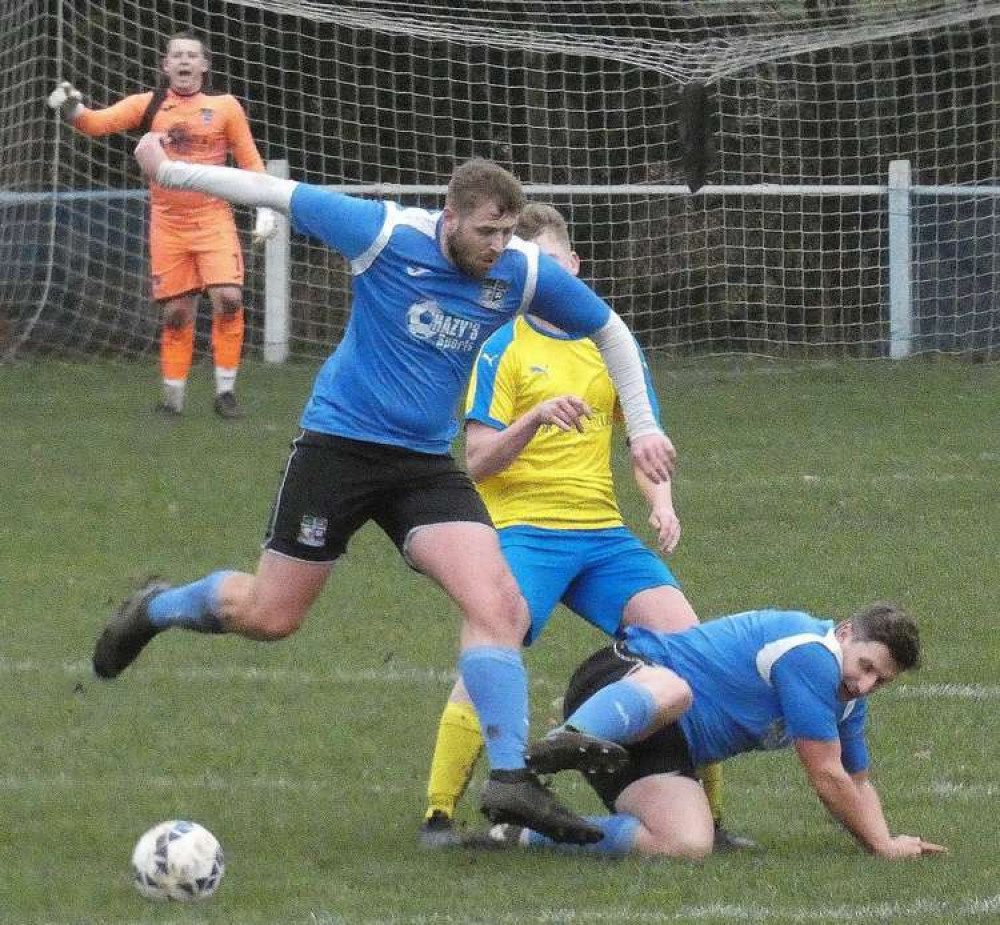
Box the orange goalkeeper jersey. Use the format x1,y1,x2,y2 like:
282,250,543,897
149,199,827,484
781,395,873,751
73,89,265,222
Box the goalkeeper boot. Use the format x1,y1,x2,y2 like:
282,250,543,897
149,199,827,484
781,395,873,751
526,727,630,777
213,391,244,420
93,581,170,679
480,769,602,845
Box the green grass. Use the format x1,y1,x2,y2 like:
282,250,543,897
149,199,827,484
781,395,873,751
1,356,999,924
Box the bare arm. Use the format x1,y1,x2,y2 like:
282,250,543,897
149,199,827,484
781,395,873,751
465,395,591,482
632,463,680,553
795,738,946,858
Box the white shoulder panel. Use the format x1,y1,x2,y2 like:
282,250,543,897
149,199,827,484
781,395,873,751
755,630,843,685
508,236,539,313
350,204,439,275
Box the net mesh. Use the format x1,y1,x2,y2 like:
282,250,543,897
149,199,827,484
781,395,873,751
2,0,998,361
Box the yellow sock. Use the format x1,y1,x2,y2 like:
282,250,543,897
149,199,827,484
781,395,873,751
698,762,725,824
425,701,483,821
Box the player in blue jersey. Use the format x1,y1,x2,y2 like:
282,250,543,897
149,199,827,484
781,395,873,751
469,603,946,859
90,133,676,846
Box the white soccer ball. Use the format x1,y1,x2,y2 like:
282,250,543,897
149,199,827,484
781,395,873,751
131,820,225,903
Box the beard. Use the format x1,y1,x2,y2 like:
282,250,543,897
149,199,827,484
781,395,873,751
444,228,495,279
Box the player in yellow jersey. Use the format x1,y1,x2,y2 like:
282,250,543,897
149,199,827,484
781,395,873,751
47,32,274,418
419,204,753,852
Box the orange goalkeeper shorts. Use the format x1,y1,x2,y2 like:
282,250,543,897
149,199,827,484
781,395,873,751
149,215,244,302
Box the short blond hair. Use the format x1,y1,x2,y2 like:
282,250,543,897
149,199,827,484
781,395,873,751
515,203,572,248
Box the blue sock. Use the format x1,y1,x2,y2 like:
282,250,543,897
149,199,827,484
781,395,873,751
147,571,233,633
562,679,658,743
458,646,528,771
526,813,640,857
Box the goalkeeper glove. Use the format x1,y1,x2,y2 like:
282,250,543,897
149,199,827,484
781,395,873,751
252,207,278,245
47,81,83,120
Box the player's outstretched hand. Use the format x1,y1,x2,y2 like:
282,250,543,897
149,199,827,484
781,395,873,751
533,395,591,433
649,505,681,554
47,81,82,117
878,834,947,858
631,432,676,483
252,207,278,245
134,132,169,179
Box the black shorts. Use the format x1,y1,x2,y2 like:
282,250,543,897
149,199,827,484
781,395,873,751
563,641,698,811
263,431,493,563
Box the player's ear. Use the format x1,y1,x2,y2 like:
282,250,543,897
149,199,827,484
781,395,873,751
568,251,581,277
835,620,854,643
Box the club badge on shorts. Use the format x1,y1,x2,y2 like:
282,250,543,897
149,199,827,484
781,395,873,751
297,514,328,548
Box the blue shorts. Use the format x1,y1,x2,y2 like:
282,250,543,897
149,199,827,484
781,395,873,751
499,525,680,645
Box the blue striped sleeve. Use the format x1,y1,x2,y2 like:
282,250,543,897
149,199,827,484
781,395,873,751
289,184,386,260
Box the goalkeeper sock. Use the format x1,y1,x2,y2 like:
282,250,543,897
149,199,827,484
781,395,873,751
525,813,639,857
561,679,658,743
212,308,244,385
161,321,194,384
458,646,528,771
161,379,186,413
147,571,234,633
425,701,483,820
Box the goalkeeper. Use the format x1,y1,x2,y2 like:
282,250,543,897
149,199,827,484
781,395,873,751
419,204,752,853
48,31,275,419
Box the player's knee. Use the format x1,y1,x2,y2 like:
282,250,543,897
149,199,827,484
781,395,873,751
641,823,713,860
467,575,528,640
495,576,529,635
241,604,304,641
664,830,713,860
214,291,243,316
163,305,193,329
638,668,693,716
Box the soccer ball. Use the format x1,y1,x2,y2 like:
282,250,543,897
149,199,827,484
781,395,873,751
131,820,225,902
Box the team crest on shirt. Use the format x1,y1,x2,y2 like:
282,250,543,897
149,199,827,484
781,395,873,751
478,278,510,310
297,514,328,548
200,108,215,124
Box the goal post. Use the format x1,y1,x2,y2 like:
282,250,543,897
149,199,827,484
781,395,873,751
3,0,998,363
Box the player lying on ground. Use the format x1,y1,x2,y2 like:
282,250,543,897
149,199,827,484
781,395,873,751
48,31,275,418
92,134,675,846
420,204,751,852
469,602,946,859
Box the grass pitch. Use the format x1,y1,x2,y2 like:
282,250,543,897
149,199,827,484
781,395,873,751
1,356,998,924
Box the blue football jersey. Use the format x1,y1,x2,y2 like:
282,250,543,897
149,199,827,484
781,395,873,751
287,184,612,454
621,610,870,772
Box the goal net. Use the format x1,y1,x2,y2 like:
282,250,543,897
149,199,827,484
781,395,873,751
3,0,998,362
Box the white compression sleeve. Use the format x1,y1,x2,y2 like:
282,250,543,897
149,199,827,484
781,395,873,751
590,312,663,441
156,161,297,213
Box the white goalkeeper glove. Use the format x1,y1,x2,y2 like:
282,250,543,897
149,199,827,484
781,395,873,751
252,207,278,245
47,81,83,120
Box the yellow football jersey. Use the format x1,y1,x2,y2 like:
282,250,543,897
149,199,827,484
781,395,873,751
466,315,649,530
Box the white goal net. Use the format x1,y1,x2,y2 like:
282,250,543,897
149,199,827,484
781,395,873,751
2,0,999,362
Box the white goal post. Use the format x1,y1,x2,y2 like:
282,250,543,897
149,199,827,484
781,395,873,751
2,0,999,362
